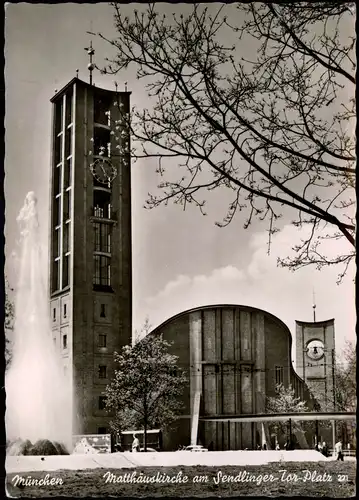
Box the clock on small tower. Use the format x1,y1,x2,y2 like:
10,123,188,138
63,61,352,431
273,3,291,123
296,319,335,412
306,339,325,360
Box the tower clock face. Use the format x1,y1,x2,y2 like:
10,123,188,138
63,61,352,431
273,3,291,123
306,340,324,360
90,158,117,184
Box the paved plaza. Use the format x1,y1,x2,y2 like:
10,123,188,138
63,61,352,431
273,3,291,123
6,450,340,473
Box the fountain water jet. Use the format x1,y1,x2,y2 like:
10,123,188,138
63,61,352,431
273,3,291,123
6,192,72,453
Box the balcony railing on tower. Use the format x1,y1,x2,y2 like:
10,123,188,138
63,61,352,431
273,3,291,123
91,205,117,221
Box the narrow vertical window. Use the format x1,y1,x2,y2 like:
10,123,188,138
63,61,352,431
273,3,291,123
55,134,63,165
62,254,69,288
94,223,100,252
99,334,107,348
52,259,60,292
64,157,72,189
64,190,71,221
275,366,283,386
65,90,73,126
55,99,63,135
100,304,106,318
53,196,61,227
63,222,69,253
54,165,61,194
93,255,111,287
65,126,72,158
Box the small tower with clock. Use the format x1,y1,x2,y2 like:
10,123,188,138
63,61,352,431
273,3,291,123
295,319,335,411
48,67,132,435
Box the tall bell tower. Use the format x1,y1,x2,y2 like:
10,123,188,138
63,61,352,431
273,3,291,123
48,71,132,435
295,319,335,411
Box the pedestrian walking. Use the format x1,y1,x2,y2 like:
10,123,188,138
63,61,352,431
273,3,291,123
132,434,140,453
335,440,344,461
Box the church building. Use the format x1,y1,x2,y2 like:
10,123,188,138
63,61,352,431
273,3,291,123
149,305,335,450
47,65,336,449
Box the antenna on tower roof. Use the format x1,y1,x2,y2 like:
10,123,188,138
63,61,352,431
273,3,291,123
312,289,317,322
84,41,95,85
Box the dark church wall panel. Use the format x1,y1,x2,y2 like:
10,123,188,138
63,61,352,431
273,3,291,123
155,313,191,414
240,311,252,361
202,309,216,362
222,308,235,361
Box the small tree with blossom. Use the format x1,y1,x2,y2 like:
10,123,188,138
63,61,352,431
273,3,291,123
266,383,309,445
104,327,187,451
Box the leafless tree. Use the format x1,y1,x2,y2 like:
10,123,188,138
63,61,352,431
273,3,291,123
95,2,355,280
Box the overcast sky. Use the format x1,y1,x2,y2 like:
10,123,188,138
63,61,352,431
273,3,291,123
5,3,355,362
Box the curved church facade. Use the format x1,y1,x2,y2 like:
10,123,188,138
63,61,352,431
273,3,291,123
150,304,317,451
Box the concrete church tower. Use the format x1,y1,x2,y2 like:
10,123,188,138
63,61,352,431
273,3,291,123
48,70,132,435
295,319,335,411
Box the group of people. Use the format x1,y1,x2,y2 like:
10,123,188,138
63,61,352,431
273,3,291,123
315,440,344,460
131,434,346,458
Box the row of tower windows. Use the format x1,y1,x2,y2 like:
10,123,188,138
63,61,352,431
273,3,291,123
52,304,107,322
52,303,67,321
52,90,73,294
53,220,114,292
53,251,112,292
54,333,108,358
54,333,107,350
92,131,113,286
52,90,125,294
